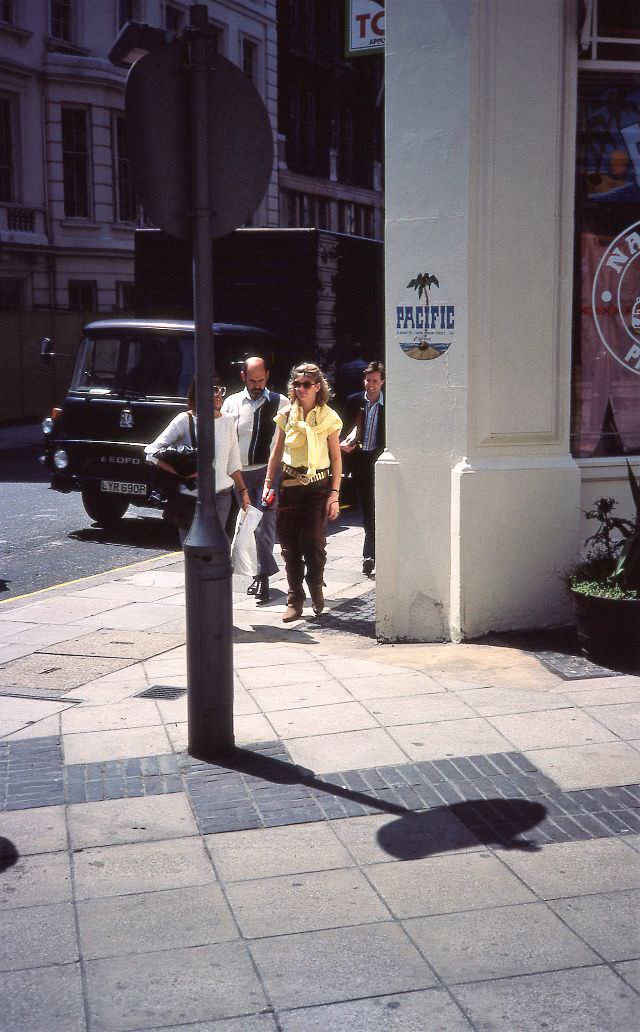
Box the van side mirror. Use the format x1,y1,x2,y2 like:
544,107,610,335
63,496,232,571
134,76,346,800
40,337,54,365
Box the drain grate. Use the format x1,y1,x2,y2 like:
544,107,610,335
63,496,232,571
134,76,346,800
137,685,187,700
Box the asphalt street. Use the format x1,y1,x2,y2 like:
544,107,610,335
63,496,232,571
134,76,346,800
0,446,178,600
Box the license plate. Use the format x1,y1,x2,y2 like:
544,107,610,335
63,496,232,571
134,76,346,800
100,480,147,497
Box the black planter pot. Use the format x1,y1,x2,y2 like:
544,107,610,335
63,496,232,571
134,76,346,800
571,589,640,671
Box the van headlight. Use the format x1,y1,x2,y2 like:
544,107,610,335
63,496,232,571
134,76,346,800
53,449,69,470
42,417,54,435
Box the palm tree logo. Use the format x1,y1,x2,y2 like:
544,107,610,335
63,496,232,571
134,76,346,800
407,272,439,351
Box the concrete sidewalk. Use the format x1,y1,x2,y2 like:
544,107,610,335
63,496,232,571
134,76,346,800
0,520,639,1031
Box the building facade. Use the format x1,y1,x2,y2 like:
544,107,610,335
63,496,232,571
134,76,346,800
0,0,279,314
0,0,384,319
377,0,640,642
276,0,384,241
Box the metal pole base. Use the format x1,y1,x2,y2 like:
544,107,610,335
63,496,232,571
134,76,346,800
184,502,235,760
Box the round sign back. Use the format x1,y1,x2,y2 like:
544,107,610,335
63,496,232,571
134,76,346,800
126,41,273,240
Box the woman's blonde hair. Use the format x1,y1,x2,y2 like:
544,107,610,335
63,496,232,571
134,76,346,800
287,362,331,406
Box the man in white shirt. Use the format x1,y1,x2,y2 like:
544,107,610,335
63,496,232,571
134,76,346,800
222,357,288,603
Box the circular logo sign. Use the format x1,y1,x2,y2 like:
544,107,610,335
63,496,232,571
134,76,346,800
592,219,640,376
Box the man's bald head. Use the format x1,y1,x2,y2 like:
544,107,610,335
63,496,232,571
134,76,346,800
241,357,270,398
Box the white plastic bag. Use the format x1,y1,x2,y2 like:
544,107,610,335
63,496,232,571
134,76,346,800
231,505,263,577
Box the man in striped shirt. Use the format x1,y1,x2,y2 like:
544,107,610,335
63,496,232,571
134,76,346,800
340,361,385,576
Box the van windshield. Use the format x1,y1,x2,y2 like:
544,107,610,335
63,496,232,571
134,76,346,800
70,332,195,399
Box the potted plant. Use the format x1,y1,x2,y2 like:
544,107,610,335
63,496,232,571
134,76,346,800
568,460,640,670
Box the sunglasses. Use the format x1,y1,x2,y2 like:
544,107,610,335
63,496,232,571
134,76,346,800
213,385,226,397
293,379,316,390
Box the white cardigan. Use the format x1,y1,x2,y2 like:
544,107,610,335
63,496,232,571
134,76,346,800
145,411,241,492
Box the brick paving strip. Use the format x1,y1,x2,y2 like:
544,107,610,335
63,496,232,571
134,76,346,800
2,734,639,847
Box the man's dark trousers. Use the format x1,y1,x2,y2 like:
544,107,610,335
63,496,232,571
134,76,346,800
353,449,378,562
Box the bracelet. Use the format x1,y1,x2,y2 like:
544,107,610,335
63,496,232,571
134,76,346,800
329,489,339,496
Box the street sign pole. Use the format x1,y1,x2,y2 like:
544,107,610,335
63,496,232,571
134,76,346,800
119,5,273,762
184,6,234,759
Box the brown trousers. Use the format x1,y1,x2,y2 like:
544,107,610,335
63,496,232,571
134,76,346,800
276,481,330,601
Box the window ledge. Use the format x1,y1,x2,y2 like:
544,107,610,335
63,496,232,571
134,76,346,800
60,219,101,229
0,23,32,43
46,37,92,57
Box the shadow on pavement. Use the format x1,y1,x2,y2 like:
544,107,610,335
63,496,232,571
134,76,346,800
207,747,546,858
0,837,19,872
69,518,180,552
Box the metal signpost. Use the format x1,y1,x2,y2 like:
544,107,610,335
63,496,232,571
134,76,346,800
121,4,272,760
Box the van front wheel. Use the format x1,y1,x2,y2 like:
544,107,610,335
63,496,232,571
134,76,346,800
81,487,129,527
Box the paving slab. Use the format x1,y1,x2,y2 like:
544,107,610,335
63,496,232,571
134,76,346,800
268,700,378,738
0,695,71,737
0,595,127,624
529,741,640,790
73,837,216,899
331,811,481,865
388,717,514,761
549,889,640,962
0,653,134,696
0,901,78,971
456,685,575,716
0,850,72,909
247,678,352,711
226,866,389,937
584,701,640,738
249,922,438,1010
339,671,445,699
487,708,617,750
499,838,640,898
365,693,477,725
43,628,185,659
74,601,187,631
61,697,162,735
239,661,331,689
0,962,86,1032
454,964,639,1032
77,883,237,959
615,959,640,992
2,712,62,740
285,727,408,773
206,821,353,881
67,793,197,849
279,988,473,1031
84,941,266,1031
405,901,598,983
63,724,172,765
364,850,536,919
0,804,67,854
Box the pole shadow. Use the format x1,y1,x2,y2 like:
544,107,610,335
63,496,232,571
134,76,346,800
199,747,547,858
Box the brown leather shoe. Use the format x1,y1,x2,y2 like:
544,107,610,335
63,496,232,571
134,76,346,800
282,602,303,623
309,585,324,616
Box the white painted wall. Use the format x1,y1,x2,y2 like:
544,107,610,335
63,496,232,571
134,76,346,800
378,0,583,642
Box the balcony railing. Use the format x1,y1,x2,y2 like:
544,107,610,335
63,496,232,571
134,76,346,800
0,204,48,241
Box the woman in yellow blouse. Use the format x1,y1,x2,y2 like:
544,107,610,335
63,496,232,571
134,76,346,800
263,362,343,622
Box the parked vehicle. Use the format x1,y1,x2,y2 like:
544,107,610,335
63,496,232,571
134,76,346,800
40,319,280,527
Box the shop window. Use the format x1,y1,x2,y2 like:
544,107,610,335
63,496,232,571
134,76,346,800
117,281,135,310
51,0,73,42
580,0,640,63
118,0,139,28
165,4,185,34
0,95,14,202
242,38,259,86
113,113,136,223
0,277,23,310
61,107,90,218
68,280,96,311
572,74,640,457
0,1,13,25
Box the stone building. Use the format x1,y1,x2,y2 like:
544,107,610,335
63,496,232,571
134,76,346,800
377,0,640,642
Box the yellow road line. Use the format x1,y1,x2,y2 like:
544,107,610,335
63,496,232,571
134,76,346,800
0,551,181,605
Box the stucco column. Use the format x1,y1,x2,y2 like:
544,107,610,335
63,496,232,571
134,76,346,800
377,0,581,642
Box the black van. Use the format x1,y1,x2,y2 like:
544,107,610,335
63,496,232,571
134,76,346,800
40,318,282,527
